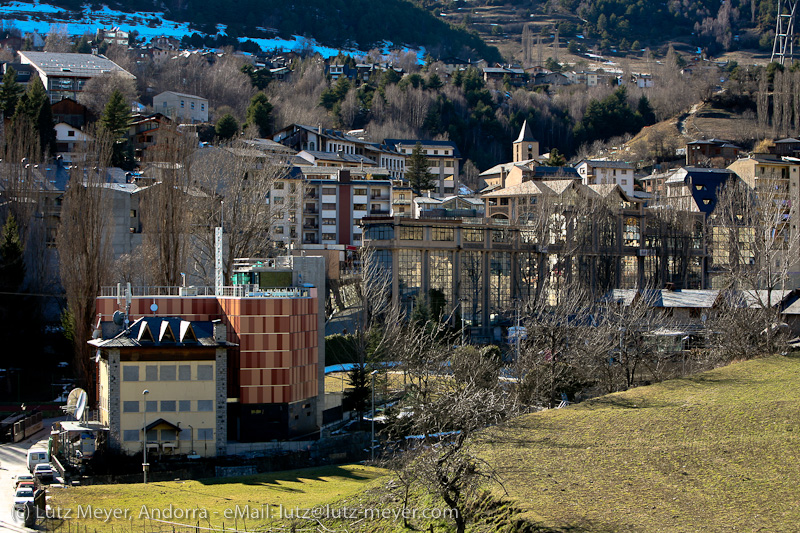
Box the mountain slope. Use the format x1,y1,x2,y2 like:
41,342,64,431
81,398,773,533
19,0,502,60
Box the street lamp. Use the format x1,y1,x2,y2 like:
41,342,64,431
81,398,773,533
371,369,379,462
142,389,149,484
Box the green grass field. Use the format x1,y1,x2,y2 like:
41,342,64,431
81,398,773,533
477,354,800,532
48,355,800,532
47,464,385,531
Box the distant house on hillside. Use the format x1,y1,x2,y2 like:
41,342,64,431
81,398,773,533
685,138,742,167
152,91,208,124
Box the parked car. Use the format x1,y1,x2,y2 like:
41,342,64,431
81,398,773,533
14,480,35,493
13,487,34,512
33,463,53,483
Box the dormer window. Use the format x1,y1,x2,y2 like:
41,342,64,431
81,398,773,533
159,321,176,343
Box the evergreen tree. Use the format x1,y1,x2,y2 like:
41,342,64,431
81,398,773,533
101,89,132,167
546,148,567,166
100,89,131,137
12,75,55,154
215,114,239,140
0,213,25,293
343,363,371,423
406,142,434,194
245,93,273,137
637,95,657,126
0,66,24,118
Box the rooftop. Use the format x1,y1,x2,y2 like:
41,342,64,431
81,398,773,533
19,51,135,79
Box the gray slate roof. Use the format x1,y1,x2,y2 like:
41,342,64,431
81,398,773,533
19,51,134,79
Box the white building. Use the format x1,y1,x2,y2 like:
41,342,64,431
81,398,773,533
152,91,209,124
575,160,636,196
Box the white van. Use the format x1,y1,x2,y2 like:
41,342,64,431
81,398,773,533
26,448,49,473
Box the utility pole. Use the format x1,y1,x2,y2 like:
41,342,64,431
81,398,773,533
370,370,379,461
142,389,150,484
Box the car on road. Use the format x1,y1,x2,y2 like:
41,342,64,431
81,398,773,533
32,463,53,483
13,487,35,512
14,480,34,493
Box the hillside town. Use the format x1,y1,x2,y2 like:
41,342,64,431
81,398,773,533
0,15,799,533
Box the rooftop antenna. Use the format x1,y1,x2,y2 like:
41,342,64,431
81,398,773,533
125,282,131,329
215,226,223,296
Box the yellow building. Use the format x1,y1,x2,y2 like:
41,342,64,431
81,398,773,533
91,317,233,457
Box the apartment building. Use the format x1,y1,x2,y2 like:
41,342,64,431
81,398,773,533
91,318,230,457
17,51,135,103
383,139,461,196
271,169,392,248
575,160,636,196
273,124,406,179
94,256,325,444
152,91,209,124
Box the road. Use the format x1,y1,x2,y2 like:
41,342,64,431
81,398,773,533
0,418,61,532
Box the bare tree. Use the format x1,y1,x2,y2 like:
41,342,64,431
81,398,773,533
189,138,290,284
708,178,798,356
386,326,514,533
44,25,72,52
137,126,198,286
57,130,115,402
78,72,139,116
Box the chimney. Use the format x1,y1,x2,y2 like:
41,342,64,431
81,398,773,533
500,166,507,188
338,169,351,183
212,319,226,343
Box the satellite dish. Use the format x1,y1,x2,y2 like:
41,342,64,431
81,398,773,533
65,387,86,415
75,390,88,421
113,310,125,326
150,303,158,313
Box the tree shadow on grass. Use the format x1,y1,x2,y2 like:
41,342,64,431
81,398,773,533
198,465,380,487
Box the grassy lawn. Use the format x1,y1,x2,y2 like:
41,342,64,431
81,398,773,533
47,464,385,531
478,354,800,532
48,356,800,532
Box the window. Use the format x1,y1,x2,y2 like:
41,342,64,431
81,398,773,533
398,226,423,240
364,224,393,240
123,401,139,413
322,218,336,226
180,100,184,108
322,233,337,240
146,429,158,441
123,430,140,442
190,102,195,109
160,400,176,412
179,400,191,412
322,203,336,210
621,179,628,185
464,228,484,242
198,400,213,412
130,210,137,218
160,365,176,381
432,227,454,241
161,429,177,441
274,196,284,204
122,366,139,381
67,130,75,137
322,187,336,195
274,182,285,190
145,365,158,381
145,401,157,412
201,103,205,111
197,428,214,440
354,188,367,195
179,427,191,440
197,365,213,381
353,204,367,211
178,365,191,381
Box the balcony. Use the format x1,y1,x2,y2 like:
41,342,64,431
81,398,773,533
369,209,391,216
303,223,319,229
303,237,319,244
303,207,319,214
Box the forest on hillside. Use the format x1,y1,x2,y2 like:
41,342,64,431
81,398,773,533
28,0,502,61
